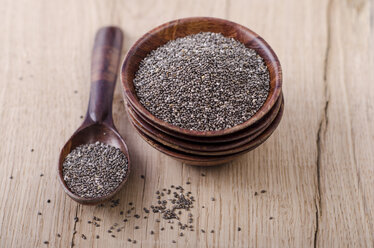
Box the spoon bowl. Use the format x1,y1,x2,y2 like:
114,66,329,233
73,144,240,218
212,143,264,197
58,27,129,205
58,123,130,205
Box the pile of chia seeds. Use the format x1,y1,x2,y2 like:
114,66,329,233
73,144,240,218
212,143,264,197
62,141,128,198
134,32,270,131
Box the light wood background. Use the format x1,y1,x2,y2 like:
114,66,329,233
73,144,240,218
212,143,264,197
1,0,374,247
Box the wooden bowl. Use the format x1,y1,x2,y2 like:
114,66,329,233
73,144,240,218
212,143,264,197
121,17,282,137
124,92,283,144
130,100,284,166
128,99,283,156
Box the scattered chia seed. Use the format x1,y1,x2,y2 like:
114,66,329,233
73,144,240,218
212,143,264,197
133,240,137,244
129,202,133,206
96,235,100,239
254,192,258,196
128,238,132,242
40,173,44,177
150,230,154,235
261,190,266,193
211,230,214,233
270,217,274,220
31,148,34,152
134,32,270,131
74,217,78,222
238,227,241,231
43,241,49,245
81,234,86,240
47,199,51,203
9,176,13,179
140,175,145,179
111,234,115,238
135,226,139,229
120,211,124,215
38,212,42,215
201,229,205,233
186,182,191,185
211,197,215,201
57,234,61,237
62,142,128,198
201,173,205,177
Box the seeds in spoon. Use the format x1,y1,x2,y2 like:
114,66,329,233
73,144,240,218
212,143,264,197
62,141,128,198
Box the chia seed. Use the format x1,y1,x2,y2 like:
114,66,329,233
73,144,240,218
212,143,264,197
134,32,270,131
62,142,128,198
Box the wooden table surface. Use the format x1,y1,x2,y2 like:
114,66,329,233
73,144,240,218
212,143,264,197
1,0,374,247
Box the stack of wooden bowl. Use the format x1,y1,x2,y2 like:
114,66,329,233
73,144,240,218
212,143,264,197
121,17,283,166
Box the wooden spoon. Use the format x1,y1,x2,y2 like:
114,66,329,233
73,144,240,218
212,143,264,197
58,27,130,205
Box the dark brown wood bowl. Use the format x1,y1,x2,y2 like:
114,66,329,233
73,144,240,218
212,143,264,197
130,100,284,166
124,92,283,144
121,17,282,137
126,97,283,156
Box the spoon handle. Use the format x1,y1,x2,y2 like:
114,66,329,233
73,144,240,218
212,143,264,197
87,26,123,124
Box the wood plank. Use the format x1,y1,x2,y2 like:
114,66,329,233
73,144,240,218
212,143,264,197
317,0,374,246
0,0,373,247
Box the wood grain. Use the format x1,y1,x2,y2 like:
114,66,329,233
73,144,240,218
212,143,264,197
0,0,373,247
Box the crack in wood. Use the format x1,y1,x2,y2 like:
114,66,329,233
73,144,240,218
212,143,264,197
314,0,332,247
70,205,79,248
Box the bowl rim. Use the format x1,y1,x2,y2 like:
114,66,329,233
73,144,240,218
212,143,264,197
125,90,283,143
126,97,281,153
121,16,282,137
132,99,284,162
